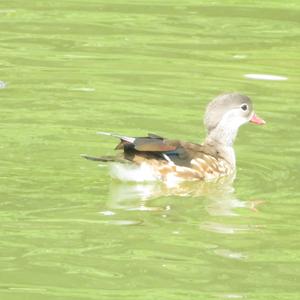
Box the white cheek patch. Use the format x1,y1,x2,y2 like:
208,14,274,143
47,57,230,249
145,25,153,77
220,109,249,128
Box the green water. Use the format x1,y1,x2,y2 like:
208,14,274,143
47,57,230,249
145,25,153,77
1,1,300,299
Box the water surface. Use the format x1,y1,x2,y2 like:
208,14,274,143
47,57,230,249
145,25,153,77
0,1,300,299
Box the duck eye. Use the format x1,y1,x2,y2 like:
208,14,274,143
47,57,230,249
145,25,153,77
241,104,248,111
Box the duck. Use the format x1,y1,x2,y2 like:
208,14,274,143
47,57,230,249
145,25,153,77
82,93,265,183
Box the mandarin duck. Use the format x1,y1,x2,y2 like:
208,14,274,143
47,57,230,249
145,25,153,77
82,93,265,183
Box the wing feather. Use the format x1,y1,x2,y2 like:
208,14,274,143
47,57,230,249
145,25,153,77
95,132,221,170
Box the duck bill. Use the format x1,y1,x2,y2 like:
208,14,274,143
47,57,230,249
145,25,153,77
250,113,266,125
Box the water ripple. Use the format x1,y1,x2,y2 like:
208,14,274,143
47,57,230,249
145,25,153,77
244,73,288,81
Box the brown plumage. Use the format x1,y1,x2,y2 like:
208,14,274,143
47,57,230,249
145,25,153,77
82,93,265,182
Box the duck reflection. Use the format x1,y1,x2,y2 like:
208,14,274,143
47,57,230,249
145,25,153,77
107,179,262,216
105,180,264,264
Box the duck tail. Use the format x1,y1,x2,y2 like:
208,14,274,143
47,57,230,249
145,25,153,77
80,154,126,163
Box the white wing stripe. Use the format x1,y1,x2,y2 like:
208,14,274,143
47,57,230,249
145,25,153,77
96,132,135,143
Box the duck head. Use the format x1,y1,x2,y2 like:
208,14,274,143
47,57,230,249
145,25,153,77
204,93,265,146
203,93,265,167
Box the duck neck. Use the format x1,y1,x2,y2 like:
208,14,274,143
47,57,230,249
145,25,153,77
204,124,238,168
